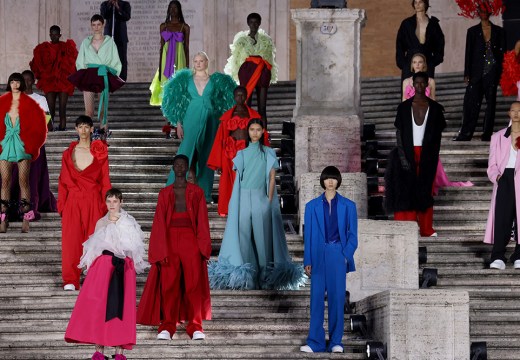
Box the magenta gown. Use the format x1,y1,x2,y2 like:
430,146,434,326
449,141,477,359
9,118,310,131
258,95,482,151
404,84,473,195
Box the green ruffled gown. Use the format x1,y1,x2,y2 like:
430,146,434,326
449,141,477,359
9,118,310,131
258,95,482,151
166,78,218,201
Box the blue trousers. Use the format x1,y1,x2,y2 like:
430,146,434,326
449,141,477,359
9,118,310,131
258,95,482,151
307,242,347,352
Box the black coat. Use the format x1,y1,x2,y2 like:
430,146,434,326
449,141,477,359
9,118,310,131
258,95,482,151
396,15,445,80
100,0,131,44
464,22,505,83
385,97,446,213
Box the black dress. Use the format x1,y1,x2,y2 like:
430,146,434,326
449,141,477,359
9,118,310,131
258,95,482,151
396,15,445,80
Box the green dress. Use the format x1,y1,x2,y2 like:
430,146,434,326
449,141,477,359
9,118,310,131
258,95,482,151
166,78,218,201
0,114,31,162
162,69,236,202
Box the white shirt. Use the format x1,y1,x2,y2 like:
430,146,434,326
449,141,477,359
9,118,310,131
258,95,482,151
412,108,429,146
28,93,49,113
506,144,517,169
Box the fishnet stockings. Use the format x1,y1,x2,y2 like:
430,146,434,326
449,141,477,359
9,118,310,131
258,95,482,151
0,160,31,209
83,91,106,129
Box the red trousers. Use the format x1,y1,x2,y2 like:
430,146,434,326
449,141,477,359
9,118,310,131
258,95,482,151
61,192,104,288
159,224,203,337
394,146,435,237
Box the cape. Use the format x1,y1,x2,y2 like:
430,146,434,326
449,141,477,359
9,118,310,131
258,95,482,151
224,29,278,84
137,183,212,325
0,92,47,161
161,69,236,126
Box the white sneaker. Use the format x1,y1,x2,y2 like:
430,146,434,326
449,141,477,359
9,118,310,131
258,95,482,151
490,259,506,270
331,345,343,353
192,330,205,340
63,284,76,291
157,330,171,340
429,232,438,237
514,260,520,269
300,345,313,353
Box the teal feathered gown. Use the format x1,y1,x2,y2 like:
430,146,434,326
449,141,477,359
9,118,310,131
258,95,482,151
162,69,236,202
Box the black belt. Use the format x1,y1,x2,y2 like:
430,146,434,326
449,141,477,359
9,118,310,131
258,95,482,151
103,250,125,321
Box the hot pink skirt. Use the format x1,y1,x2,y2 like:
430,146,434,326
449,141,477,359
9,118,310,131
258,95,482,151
64,255,136,349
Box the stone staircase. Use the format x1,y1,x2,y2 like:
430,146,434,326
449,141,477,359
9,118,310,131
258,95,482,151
0,82,369,359
363,72,520,359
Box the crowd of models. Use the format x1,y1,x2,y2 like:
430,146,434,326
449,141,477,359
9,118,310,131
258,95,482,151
1,0,520,358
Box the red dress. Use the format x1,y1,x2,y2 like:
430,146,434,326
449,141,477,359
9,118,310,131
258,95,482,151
0,93,47,161
207,105,269,216
58,141,111,289
30,40,78,95
137,183,212,337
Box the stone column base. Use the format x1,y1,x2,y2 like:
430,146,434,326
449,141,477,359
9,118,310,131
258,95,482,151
355,290,470,360
295,115,361,182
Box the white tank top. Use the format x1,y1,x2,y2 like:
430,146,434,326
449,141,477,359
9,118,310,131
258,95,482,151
506,144,517,169
412,108,429,146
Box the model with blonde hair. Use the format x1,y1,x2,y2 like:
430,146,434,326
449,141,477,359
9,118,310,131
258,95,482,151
161,52,236,202
402,53,436,101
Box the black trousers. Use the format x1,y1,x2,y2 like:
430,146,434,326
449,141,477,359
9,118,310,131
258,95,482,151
116,41,128,82
459,71,498,139
491,169,520,262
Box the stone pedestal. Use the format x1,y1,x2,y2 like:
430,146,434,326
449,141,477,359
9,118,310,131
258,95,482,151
291,9,365,180
298,172,367,234
356,290,470,360
349,220,418,302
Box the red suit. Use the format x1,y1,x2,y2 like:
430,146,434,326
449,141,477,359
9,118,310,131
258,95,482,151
0,93,47,160
30,40,78,95
207,105,269,216
137,183,212,338
58,141,111,289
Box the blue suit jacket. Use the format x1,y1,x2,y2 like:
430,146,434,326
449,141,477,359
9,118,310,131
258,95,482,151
303,193,358,273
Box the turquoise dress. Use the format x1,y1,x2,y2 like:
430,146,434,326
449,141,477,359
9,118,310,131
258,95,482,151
0,114,32,162
208,144,306,290
166,77,219,202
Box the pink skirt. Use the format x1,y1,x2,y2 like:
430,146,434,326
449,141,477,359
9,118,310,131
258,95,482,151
65,255,136,349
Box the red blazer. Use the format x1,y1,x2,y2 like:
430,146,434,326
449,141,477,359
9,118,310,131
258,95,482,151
0,92,47,161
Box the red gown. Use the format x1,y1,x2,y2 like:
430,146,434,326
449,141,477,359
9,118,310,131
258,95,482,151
0,93,47,161
58,141,111,289
30,40,78,95
137,183,212,337
207,105,269,216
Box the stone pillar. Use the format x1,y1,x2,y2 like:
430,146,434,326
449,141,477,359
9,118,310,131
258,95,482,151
356,290,470,360
291,9,366,180
298,172,367,233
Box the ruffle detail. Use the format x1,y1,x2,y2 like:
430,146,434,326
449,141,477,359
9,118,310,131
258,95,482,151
79,209,149,274
207,258,256,290
207,258,306,290
500,50,520,97
224,29,277,84
161,69,193,126
265,261,307,290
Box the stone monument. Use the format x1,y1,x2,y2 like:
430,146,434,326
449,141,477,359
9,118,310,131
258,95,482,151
291,8,366,180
